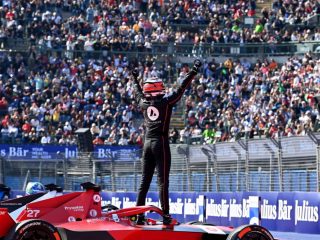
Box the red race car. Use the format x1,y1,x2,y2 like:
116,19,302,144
0,183,275,240
0,184,64,238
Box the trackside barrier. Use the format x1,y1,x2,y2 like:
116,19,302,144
1,135,320,192
9,190,320,234
100,191,320,234
248,196,261,225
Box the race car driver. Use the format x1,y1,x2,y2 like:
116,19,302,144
132,59,202,225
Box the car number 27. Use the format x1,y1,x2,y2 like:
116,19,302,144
27,209,40,218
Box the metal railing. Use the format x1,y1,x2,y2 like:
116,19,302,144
1,134,320,193
2,39,320,60
303,14,320,26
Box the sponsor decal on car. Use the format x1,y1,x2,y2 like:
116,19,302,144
112,214,120,222
64,206,84,212
93,194,101,203
89,209,97,217
68,216,76,222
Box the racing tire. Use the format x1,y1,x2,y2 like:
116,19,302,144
226,224,274,240
4,220,61,240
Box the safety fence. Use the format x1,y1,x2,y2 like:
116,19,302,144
2,39,320,60
1,134,320,193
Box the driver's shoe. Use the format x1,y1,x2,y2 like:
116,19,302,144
163,214,173,225
136,215,146,225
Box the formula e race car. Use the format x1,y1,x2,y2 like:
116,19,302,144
0,183,63,238
0,183,275,240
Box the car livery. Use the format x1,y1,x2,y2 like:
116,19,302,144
0,183,275,240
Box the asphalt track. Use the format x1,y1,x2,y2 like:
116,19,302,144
272,231,320,240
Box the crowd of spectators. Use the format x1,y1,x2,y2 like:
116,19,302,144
201,0,319,46
180,52,320,144
0,48,319,146
0,0,318,54
0,0,318,146
0,50,156,146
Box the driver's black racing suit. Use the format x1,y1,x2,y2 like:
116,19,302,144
133,67,199,217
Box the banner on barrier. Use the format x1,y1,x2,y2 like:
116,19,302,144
100,191,320,234
93,145,140,161
0,144,77,160
9,190,320,234
0,145,140,161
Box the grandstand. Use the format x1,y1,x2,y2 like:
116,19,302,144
0,0,318,193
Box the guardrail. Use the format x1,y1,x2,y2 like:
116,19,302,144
1,134,320,193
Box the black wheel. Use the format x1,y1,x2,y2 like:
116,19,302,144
5,220,61,240
227,225,274,240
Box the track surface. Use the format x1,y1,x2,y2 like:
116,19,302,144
272,231,320,240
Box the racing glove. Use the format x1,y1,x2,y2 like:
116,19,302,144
132,69,140,85
132,69,139,79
